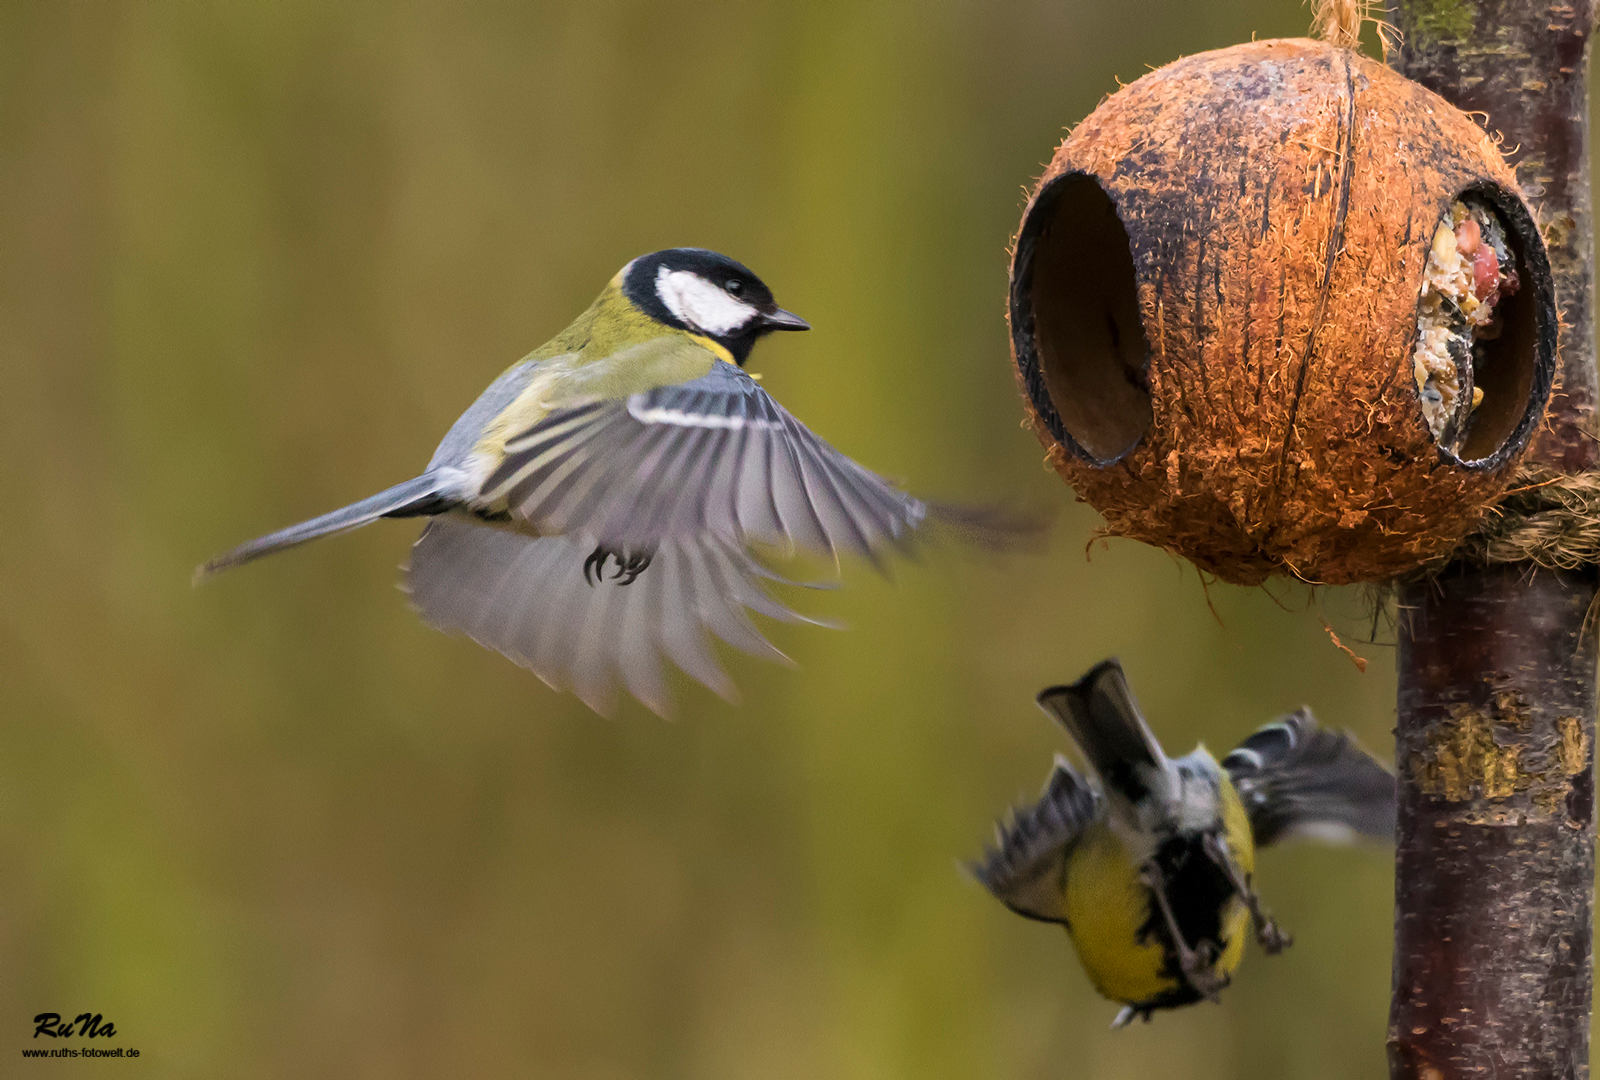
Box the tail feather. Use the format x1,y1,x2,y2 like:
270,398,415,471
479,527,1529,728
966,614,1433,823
195,474,445,583
1035,658,1167,801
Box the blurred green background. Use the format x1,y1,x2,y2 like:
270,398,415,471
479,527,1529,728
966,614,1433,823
1,1,1554,1077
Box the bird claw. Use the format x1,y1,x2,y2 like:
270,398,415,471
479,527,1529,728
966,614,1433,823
613,550,652,586
1256,920,1293,955
1200,832,1292,955
1140,862,1225,1003
584,545,654,587
1178,942,1226,1003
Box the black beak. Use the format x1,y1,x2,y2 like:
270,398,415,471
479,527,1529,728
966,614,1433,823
761,308,810,331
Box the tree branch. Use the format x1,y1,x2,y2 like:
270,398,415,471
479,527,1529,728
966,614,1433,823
1385,2,1599,1077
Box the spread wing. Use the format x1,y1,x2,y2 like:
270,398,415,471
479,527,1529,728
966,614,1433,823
410,343,1038,716
475,359,932,564
1223,708,1396,847
971,760,1100,924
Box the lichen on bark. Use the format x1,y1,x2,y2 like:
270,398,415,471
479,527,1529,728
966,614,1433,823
1409,692,1591,817
1397,0,1477,45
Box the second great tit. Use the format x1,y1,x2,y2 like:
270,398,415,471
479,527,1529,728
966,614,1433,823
197,248,1028,716
973,659,1394,1027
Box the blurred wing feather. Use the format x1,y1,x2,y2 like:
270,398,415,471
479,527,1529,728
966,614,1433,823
1223,708,1396,847
972,761,1100,924
405,517,827,717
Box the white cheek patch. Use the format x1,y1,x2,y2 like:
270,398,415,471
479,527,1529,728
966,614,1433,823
656,267,759,335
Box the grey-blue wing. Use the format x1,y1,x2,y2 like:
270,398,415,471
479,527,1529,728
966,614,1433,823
1223,708,1396,847
408,360,1035,714
972,761,1100,924
426,358,543,472
475,361,929,562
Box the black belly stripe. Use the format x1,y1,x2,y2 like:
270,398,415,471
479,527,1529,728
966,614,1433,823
1133,829,1241,1012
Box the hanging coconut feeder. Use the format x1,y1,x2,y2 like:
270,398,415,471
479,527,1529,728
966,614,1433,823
1009,38,1557,585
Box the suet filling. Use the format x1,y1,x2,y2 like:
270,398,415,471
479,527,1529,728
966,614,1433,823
1412,197,1522,457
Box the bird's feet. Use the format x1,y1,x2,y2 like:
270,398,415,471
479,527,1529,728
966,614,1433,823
583,545,655,586
1177,940,1226,1002
1200,833,1292,954
1141,862,1225,1003
1255,918,1293,955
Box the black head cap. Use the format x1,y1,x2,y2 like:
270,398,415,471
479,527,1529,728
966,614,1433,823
622,248,809,365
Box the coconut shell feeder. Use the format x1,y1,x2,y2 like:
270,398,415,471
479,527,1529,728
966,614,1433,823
1008,38,1558,585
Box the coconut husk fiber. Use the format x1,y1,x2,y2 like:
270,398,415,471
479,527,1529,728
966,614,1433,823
1009,39,1557,586
1424,464,1600,573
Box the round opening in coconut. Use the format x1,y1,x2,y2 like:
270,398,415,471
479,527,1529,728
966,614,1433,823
1009,39,1556,586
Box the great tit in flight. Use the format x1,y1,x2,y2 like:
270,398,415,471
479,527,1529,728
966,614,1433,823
198,248,1029,715
973,659,1394,1026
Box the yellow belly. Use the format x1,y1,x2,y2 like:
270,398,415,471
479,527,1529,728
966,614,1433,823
1061,784,1256,1007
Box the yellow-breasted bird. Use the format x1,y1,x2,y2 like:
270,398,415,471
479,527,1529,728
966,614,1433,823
198,248,1029,715
973,659,1394,1027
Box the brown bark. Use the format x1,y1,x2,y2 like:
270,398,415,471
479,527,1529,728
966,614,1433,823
1393,567,1596,1077
1386,2,1600,1077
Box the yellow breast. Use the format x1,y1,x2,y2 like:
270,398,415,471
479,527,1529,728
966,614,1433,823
1219,769,1255,878
1063,823,1183,1005
1061,779,1256,1008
